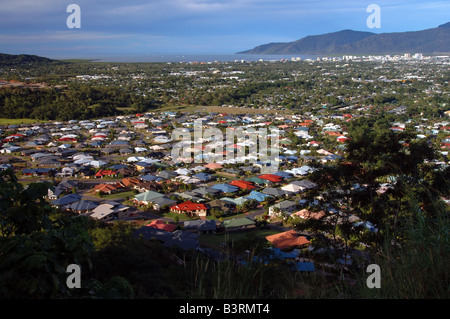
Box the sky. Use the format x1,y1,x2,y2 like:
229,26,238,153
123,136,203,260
0,0,449,59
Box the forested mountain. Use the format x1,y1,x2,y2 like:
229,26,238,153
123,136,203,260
0,53,64,67
238,22,450,55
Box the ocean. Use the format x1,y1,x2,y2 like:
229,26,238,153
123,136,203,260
94,53,315,63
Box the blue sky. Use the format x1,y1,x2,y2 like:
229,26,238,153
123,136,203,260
0,0,449,58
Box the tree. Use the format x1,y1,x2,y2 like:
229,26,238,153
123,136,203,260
0,169,134,299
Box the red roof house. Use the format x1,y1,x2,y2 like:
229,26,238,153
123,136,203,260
95,170,118,178
228,180,257,190
266,230,310,249
170,201,208,218
258,174,283,183
147,220,177,232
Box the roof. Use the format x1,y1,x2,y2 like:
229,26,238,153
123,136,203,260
68,200,99,211
258,174,283,183
245,176,270,185
228,180,257,190
222,217,255,229
134,190,165,202
265,230,310,249
147,220,177,232
245,190,271,202
262,187,288,197
210,183,239,193
170,201,207,211
292,209,326,220
50,193,81,206
183,220,217,232
296,262,315,272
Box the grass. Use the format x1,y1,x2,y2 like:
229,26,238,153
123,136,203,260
0,118,49,125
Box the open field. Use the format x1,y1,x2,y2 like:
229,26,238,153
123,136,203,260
0,118,49,125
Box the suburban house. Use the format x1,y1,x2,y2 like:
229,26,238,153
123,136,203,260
50,193,82,210
288,180,317,192
146,219,177,232
133,190,165,206
183,220,217,234
94,182,122,194
292,209,326,220
207,199,236,215
268,200,298,217
228,180,257,190
221,217,256,232
89,201,132,221
94,169,118,178
151,196,178,211
68,200,99,214
262,187,290,198
265,230,310,250
170,201,208,218
245,190,272,202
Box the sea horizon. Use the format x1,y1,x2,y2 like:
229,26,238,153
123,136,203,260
77,53,316,63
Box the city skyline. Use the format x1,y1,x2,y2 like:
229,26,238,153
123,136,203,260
0,0,449,59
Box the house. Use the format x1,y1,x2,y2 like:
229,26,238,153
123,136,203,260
134,161,154,172
289,180,317,191
133,190,165,205
173,175,202,184
268,200,298,217
94,169,117,178
228,180,257,190
68,200,99,214
207,199,235,215
285,165,314,176
120,177,141,188
170,201,208,218
94,183,122,194
245,176,270,186
245,190,272,202
292,209,326,220
157,170,178,180
89,201,131,221
280,183,302,194
22,168,55,177
203,162,223,170
221,217,256,231
258,174,283,183
191,187,222,198
147,219,177,232
55,166,76,178
183,220,217,234
265,230,310,249
296,262,315,272
133,227,199,251
50,193,82,209
210,183,239,194
193,172,214,182
151,196,178,211
262,187,290,198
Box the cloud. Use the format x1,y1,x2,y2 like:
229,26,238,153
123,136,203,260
0,0,447,56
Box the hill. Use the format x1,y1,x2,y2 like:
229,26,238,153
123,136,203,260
0,53,65,67
238,22,450,55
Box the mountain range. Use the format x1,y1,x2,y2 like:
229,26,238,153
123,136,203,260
238,22,450,55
